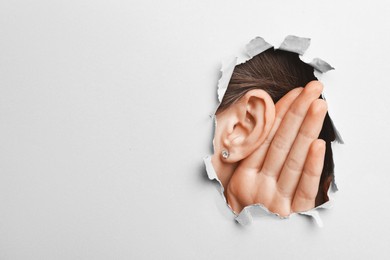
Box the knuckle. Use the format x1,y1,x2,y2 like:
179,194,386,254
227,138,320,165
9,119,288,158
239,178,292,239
285,156,302,172
277,185,291,199
304,166,322,177
299,129,318,140
289,103,304,118
295,186,316,201
272,134,289,152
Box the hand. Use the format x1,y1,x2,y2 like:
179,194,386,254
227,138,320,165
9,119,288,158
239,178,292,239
226,81,327,217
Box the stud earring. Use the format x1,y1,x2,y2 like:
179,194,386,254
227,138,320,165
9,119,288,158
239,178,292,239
221,149,229,159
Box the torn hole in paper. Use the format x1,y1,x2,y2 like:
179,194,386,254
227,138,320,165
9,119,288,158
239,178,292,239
205,35,342,226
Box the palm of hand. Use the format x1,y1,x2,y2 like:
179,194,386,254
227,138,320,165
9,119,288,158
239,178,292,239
226,82,327,217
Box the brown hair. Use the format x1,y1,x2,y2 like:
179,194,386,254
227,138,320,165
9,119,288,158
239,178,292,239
217,48,335,206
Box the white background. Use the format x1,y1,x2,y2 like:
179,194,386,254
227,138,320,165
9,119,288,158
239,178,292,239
1,0,389,259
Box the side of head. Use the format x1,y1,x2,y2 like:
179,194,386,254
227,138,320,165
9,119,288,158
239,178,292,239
213,48,335,206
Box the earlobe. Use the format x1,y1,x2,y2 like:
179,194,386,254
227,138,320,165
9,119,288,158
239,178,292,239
217,89,275,162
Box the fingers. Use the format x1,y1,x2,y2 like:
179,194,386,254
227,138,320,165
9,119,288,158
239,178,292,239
276,98,327,198
239,87,303,170
291,139,326,212
261,81,323,178
268,87,305,145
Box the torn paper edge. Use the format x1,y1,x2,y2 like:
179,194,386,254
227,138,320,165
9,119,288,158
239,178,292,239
279,35,311,55
208,35,342,226
204,155,337,227
217,35,338,102
217,57,237,103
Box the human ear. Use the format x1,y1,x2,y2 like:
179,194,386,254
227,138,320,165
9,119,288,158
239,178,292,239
216,89,275,162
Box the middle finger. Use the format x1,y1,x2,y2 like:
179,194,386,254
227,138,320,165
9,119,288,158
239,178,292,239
277,99,328,199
